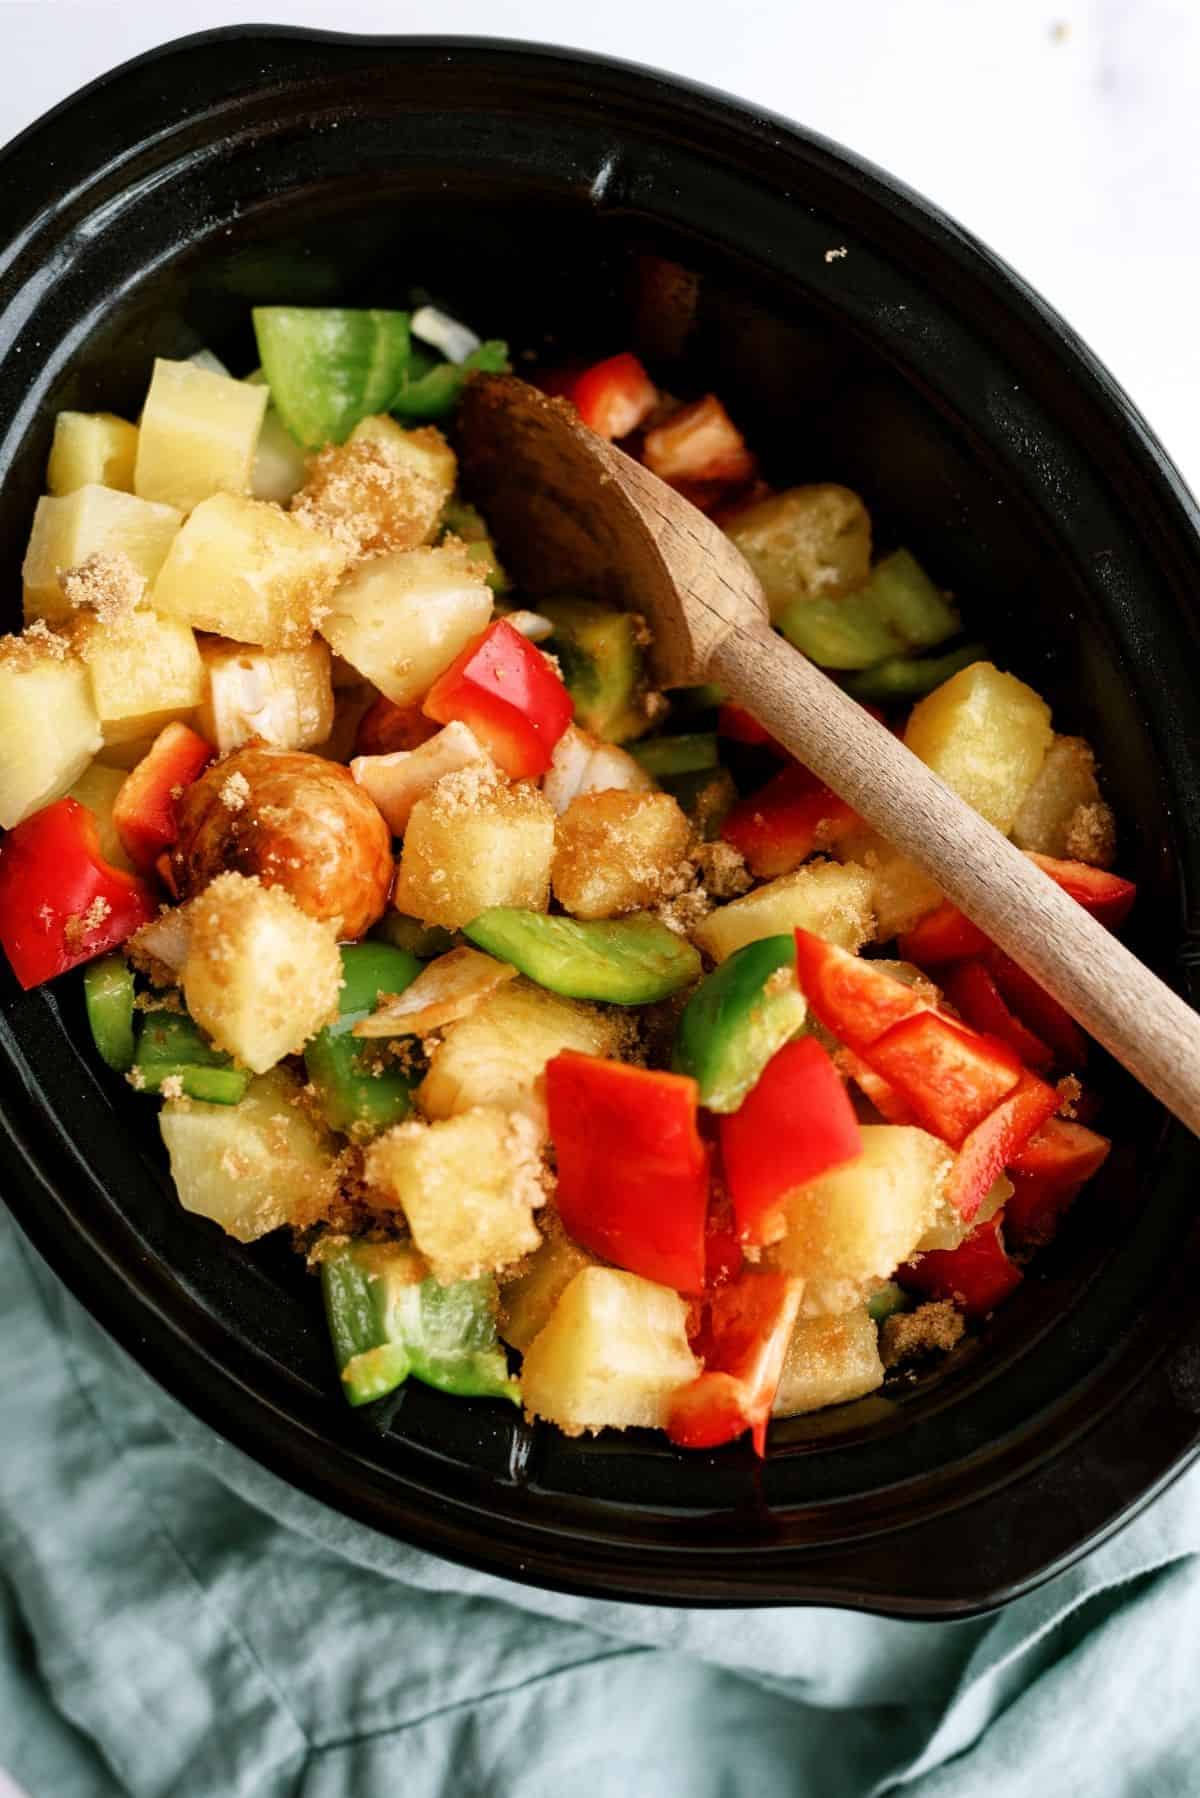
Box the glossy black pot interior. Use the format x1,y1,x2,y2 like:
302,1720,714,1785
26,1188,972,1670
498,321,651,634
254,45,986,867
3,30,1200,1614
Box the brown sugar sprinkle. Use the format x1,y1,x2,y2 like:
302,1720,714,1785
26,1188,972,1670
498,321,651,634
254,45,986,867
880,1300,964,1369
655,888,713,937
1063,800,1117,870
220,770,251,812
59,551,146,623
0,620,72,668
1056,1073,1083,1119
158,1073,186,1102
292,433,443,559
427,761,504,817
64,895,112,948
692,840,751,900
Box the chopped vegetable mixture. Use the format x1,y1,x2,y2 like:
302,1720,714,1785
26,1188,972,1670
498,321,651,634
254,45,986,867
0,304,1135,1451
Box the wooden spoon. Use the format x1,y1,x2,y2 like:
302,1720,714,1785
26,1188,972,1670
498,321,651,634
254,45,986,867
457,374,1200,1139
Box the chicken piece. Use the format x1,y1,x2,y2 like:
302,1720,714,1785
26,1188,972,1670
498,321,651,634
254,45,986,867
552,790,693,919
172,745,393,938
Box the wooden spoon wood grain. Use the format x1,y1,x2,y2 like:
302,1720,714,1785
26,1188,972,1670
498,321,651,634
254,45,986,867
458,373,1200,1140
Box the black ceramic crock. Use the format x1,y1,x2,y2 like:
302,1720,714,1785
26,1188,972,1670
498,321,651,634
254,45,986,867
2,29,1200,1615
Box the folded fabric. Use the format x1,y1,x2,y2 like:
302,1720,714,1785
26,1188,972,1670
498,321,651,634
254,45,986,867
2,1204,1198,1798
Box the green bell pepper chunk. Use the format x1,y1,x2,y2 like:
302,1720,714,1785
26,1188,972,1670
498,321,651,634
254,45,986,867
867,1280,912,1324
657,767,738,841
305,943,423,1139
441,497,510,593
672,935,808,1112
464,909,701,1005
779,549,960,671
135,1063,250,1105
252,306,413,447
538,596,647,743
670,682,727,712
864,549,960,651
844,641,986,702
629,733,719,777
372,912,458,960
83,955,136,1072
390,340,510,421
321,1239,519,1408
138,1011,231,1068
778,591,902,669
130,1009,250,1102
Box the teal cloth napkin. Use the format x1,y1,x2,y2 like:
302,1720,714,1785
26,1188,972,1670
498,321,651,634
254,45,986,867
3,1201,1198,1798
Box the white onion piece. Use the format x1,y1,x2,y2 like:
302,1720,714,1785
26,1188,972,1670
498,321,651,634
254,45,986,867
354,947,518,1039
541,725,653,814
503,609,555,643
411,306,481,365
351,722,491,835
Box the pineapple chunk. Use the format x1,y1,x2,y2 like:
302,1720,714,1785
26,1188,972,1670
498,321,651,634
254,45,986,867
769,1125,951,1315
418,977,619,1129
1010,733,1114,866
351,721,491,835
196,636,334,753
834,825,942,940
134,358,268,512
772,1307,884,1417
724,484,872,622
499,1218,598,1353
319,540,491,704
364,1106,546,1282
181,871,341,1073
159,1065,337,1242
67,762,135,873
72,607,205,747
152,492,348,649
904,660,1052,833
22,486,182,626
292,415,456,559
520,1267,700,1435
394,767,556,930
552,790,692,919
47,411,138,496
694,859,874,962
0,637,102,828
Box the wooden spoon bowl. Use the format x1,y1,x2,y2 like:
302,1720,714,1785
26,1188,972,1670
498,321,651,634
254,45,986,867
458,372,1200,1139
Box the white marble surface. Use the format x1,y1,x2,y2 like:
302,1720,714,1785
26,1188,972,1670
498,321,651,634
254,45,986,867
2,0,1198,489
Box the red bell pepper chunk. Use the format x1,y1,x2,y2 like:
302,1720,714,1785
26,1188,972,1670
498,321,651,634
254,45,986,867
719,1037,862,1244
717,702,783,753
898,901,990,967
899,1213,1022,1317
423,617,574,778
840,1049,917,1124
862,1010,1022,1147
112,722,213,873
720,764,859,879
941,959,1053,1072
900,855,1136,970
1004,1117,1111,1245
1024,853,1136,927
703,1216,744,1290
0,798,157,990
945,1070,1060,1218
353,693,439,757
666,1270,803,1454
545,1051,709,1291
984,950,1089,1068
542,352,658,441
793,929,931,1053
642,394,756,487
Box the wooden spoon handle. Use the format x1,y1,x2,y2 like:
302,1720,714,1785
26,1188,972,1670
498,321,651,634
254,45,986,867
710,622,1200,1138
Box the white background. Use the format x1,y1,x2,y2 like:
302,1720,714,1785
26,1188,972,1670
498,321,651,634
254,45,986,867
2,0,1199,487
